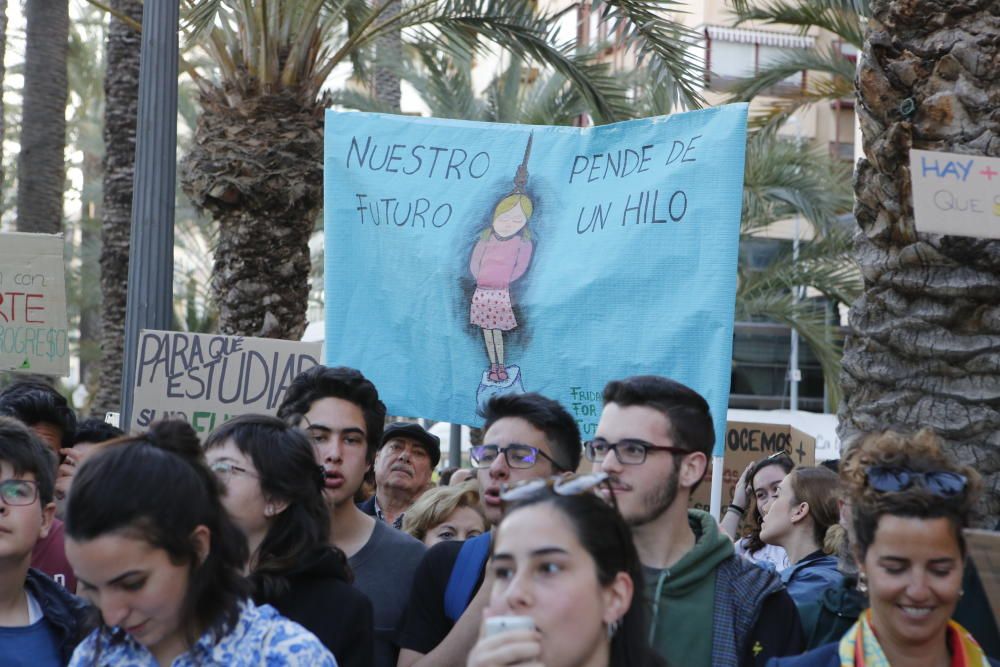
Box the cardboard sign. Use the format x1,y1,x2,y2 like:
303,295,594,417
690,421,815,514
965,529,1000,626
0,233,69,376
324,106,748,454
909,149,1000,239
129,330,321,433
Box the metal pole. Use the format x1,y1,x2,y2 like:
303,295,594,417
790,216,800,411
789,117,802,411
119,0,179,430
449,423,462,468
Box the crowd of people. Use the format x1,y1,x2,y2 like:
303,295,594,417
0,371,996,666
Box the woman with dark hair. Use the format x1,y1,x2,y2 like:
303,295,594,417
63,421,335,666
722,452,795,571
467,474,664,667
767,429,999,667
758,466,844,614
204,414,374,667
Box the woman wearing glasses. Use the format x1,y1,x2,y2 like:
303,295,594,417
63,420,335,666
467,474,665,667
721,451,795,572
204,414,374,667
767,429,998,667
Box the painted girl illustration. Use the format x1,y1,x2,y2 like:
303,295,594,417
469,136,534,384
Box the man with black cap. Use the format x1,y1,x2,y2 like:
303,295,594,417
359,422,440,528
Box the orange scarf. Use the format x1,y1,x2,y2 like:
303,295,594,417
838,610,990,667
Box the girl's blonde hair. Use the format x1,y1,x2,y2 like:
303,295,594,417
481,194,533,241
402,480,487,542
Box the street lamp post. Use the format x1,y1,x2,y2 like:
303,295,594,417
118,0,179,430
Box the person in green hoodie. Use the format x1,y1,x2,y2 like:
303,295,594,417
586,375,806,667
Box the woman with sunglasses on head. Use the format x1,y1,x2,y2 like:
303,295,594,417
63,420,336,667
467,474,665,667
757,466,844,616
767,429,998,667
721,451,795,572
204,415,374,667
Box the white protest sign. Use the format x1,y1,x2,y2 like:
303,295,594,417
0,233,69,376
130,330,322,434
910,149,1000,239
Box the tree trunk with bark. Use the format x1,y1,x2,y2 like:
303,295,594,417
373,0,402,112
16,0,69,234
840,1,1000,519
181,90,325,340
92,0,141,416
0,0,7,197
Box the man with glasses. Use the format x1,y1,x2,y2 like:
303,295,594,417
0,417,88,664
589,375,803,667
396,392,581,667
277,367,426,667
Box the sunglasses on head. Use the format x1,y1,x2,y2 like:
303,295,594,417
499,471,618,511
865,465,967,497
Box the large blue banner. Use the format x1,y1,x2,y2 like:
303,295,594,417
324,106,747,455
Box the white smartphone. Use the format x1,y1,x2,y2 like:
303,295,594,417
484,615,536,637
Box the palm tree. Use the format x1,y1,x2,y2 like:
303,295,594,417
92,0,142,416
180,0,703,340
841,1,999,517
65,10,107,404
0,0,7,199
334,48,614,124
726,0,868,130
16,0,69,234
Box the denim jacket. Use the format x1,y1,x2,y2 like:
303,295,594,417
68,600,336,666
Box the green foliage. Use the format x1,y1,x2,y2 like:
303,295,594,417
726,0,866,131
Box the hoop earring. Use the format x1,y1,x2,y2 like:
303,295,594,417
265,503,275,517
606,619,621,639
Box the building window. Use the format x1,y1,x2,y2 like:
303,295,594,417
703,26,814,97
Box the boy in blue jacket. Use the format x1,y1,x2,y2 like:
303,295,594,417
0,417,89,665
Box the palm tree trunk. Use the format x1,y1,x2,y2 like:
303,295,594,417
181,89,324,340
79,152,103,402
16,0,69,234
0,0,7,197
840,1,999,518
373,0,402,112
92,0,142,416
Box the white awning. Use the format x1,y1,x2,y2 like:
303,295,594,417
704,25,816,49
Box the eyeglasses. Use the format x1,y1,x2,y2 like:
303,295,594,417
584,438,690,465
470,444,562,470
209,461,260,481
0,480,39,507
865,466,967,497
500,472,617,510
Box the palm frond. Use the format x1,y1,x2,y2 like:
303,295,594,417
726,44,856,104
366,0,630,121
596,0,706,109
742,132,853,233
729,0,868,44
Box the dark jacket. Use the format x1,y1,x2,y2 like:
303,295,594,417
781,551,843,610
357,495,377,517
797,577,866,650
260,548,375,667
24,567,92,664
767,641,1000,667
